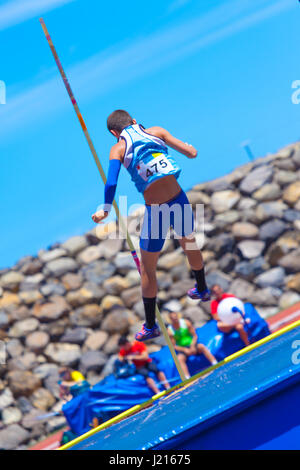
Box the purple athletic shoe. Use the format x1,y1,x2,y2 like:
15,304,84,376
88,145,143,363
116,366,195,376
187,285,211,301
135,323,161,342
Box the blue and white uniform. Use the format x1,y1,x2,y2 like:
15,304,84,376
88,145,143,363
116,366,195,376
103,124,194,252
119,124,181,193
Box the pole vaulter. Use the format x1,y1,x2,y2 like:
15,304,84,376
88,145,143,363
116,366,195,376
39,18,186,382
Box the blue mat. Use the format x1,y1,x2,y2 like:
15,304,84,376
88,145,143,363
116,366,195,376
62,303,270,436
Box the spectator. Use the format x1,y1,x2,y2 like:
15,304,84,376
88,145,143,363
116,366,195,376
167,312,217,379
58,367,89,401
118,336,170,395
210,284,250,346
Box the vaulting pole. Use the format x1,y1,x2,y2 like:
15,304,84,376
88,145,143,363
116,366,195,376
39,18,185,382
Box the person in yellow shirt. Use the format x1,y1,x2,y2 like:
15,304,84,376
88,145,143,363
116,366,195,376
58,367,89,400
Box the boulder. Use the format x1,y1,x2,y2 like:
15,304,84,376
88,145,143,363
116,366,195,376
8,318,40,338
30,388,56,411
237,240,265,259
0,272,24,292
61,236,88,255
79,350,107,375
211,190,240,213
101,308,136,334
84,331,108,351
44,343,81,366
232,222,259,239
25,331,50,352
255,267,285,288
239,165,273,194
278,249,300,273
252,183,281,201
0,424,30,450
44,257,78,278
33,296,70,322
70,304,103,327
38,247,67,263
61,273,83,291
7,370,42,397
259,219,287,241
2,407,23,425
283,181,300,205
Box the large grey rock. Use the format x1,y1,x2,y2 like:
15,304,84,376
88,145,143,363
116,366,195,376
259,219,288,241
255,267,285,288
0,424,30,450
20,259,43,276
278,249,300,273
33,296,70,322
2,407,23,425
80,260,115,284
38,247,67,263
101,308,136,334
6,339,24,358
206,271,232,291
25,331,50,352
0,271,24,291
232,222,259,239
44,343,81,366
45,257,79,277
30,387,56,411
70,304,103,327
239,165,273,194
250,287,281,306
206,234,235,257
61,236,88,255
211,190,240,213
79,351,107,375
60,327,88,345
8,318,40,338
0,388,14,410
255,201,288,221
84,331,108,351
7,370,42,397
40,282,66,297
229,279,254,300
252,183,281,201
237,240,265,259
274,170,297,186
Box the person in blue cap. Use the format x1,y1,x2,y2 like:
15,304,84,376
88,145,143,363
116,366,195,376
92,110,210,341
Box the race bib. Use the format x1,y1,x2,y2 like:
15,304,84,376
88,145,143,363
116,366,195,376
136,153,174,181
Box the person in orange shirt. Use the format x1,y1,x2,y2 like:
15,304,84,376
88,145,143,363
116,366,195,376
210,284,250,346
118,336,170,395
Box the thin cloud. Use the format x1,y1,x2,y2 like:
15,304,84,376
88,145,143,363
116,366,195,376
0,0,295,138
0,0,76,31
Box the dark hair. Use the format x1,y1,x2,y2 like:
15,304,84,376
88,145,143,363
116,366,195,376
118,335,129,346
107,110,134,133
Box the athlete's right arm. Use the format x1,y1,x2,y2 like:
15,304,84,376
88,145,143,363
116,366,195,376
147,126,198,159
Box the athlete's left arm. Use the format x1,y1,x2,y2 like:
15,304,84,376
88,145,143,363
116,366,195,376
147,126,198,159
91,143,123,224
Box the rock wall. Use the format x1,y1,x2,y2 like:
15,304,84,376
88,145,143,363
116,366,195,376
0,142,300,449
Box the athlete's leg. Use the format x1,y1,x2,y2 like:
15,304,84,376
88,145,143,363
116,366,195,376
176,353,191,379
196,343,218,365
172,191,210,301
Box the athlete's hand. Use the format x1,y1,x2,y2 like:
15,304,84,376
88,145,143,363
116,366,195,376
185,143,197,158
91,210,108,224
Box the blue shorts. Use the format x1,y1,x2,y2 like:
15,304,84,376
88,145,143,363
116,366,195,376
140,190,194,252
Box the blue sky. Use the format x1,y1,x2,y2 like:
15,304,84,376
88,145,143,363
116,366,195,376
0,0,300,269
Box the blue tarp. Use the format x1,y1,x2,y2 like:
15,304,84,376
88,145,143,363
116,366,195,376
62,303,270,436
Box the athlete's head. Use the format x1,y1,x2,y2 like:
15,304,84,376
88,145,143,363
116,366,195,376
107,110,136,138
